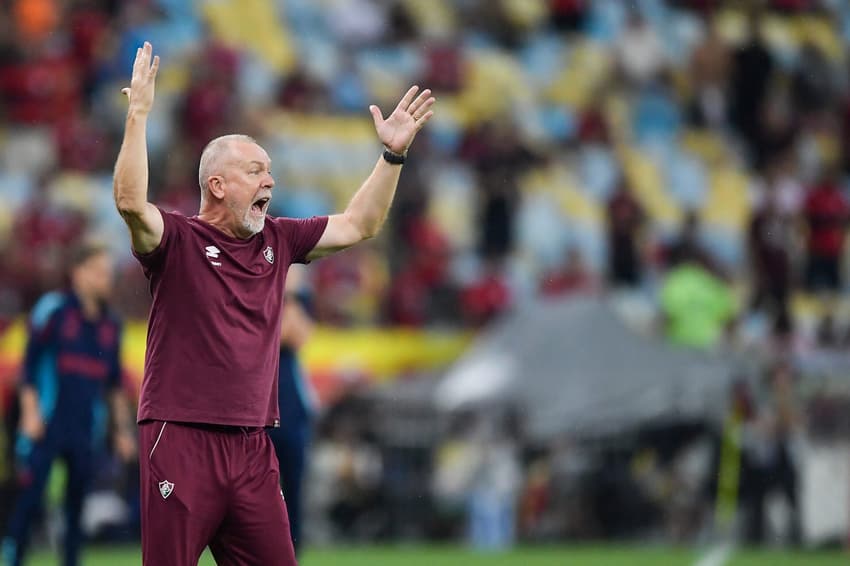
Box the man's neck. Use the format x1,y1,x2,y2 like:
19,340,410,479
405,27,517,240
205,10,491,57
198,205,244,239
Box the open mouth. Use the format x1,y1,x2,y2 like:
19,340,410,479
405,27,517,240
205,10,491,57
251,197,270,215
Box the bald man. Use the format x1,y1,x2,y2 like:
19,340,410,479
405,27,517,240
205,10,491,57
113,42,434,566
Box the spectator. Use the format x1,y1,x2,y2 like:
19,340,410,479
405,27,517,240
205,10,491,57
178,43,241,152
687,19,731,129
606,183,645,287
791,41,837,121
549,0,589,33
803,169,849,292
461,121,535,261
748,182,794,325
740,363,802,544
660,250,736,349
540,248,598,297
460,260,512,327
729,10,774,159
665,211,719,276
615,10,667,86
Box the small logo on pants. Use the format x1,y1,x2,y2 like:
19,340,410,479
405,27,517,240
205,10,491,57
159,480,174,500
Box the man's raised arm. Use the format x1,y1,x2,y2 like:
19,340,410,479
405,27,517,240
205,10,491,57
113,41,163,255
306,86,435,260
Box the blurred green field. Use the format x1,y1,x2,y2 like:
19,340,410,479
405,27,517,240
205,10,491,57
26,544,849,566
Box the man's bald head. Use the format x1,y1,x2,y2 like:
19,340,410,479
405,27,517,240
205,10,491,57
198,134,259,199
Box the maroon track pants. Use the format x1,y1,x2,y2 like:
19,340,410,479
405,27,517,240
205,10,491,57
139,420,297,566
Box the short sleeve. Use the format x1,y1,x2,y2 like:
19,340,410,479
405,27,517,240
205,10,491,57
274,216,329,264
131,207,183,276
23,293,65,386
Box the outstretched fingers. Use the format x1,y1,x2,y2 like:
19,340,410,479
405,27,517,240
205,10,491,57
412,95,436,121
132,42,156,78
407,88,432,117
395,85,419,112
415,110,435,130
124,42,158,101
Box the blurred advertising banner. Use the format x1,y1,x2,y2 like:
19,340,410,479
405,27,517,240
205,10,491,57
0,319,470,409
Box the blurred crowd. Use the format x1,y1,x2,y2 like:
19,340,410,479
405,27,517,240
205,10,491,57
0,0,849,342
3,0,850,550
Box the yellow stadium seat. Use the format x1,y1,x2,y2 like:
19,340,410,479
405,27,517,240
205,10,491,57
501,0,548,30
621,148,681,226
520,164,602,225
201,0,296,74
761,14,797,53
714,9,750,46
702,166,750,232
456,50,533,126
681,129,729,166
545,40,612,111
402,0,456,38
794,15,843,61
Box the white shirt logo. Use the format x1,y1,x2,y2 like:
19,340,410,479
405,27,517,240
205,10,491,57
205,245,222,267
263,246,275,264
159,480,174,500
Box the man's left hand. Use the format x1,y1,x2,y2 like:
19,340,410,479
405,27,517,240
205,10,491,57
369,86,436,155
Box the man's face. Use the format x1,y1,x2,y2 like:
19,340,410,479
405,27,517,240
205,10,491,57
220,141,275,237
73,252,114,301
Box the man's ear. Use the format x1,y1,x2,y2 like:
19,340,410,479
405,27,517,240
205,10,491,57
208,176,225,200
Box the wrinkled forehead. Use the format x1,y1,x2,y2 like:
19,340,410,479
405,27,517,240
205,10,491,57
226,140,271,169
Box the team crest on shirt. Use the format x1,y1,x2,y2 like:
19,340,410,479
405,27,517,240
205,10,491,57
263,246,275,264
205,245,222,267
158,480,174,500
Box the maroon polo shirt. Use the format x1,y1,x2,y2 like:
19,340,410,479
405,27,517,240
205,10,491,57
133,208,328,427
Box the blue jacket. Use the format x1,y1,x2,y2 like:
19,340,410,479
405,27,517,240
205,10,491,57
20,290,123,448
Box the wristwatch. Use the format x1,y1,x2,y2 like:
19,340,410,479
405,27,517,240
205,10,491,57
382,147,407,165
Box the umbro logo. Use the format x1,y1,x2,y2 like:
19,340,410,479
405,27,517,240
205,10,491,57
159,480,174,500
205,245,222,267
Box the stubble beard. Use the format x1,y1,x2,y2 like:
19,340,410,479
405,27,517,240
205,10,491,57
227,198,265,237
241,213,265,236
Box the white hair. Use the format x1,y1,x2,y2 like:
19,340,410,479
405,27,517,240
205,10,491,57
197,134,258,199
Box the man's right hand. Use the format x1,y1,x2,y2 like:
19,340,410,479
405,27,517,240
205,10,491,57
20,412,45,441
121,41,160,116
114,39,165,254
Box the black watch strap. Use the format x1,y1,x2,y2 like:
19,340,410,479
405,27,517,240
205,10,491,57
382,147,407,165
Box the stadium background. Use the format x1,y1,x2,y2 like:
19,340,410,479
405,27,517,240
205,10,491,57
1,0,850,564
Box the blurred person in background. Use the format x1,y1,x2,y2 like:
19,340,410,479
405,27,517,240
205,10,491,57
615,9,668,87
267,265,316,554
606,181,646,288
309,404,385,542
740,362,802,545
540,248,599,297
460,120,535,262
730,9,775,162
466,414,522,552
1,242,135,566
803,168,849,293
748,182,794,328
660,236,736,349
686,17,731,130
